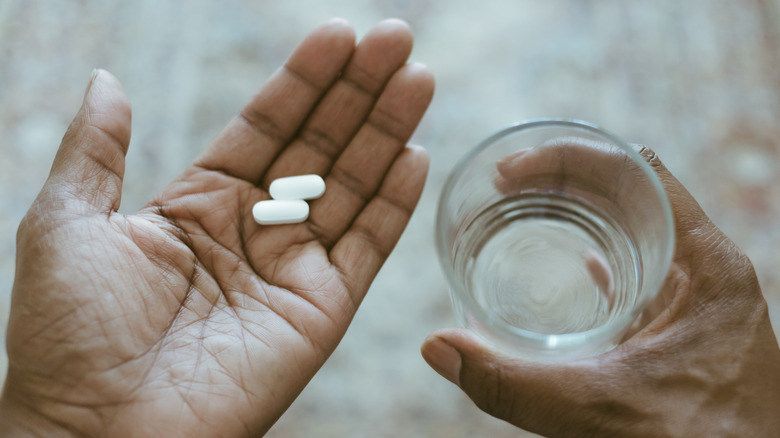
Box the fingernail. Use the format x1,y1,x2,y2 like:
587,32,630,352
422,336,462,386
497,149,528,166
84,68,100,99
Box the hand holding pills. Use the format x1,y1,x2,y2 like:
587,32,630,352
2,18,433,437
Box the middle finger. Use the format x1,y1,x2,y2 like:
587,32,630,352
261,19,415,187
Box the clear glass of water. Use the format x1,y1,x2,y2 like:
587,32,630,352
435,119,674,361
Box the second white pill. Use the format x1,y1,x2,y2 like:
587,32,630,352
269,174,326,200
253,200,309,225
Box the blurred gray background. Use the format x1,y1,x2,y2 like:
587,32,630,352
2,1,779,436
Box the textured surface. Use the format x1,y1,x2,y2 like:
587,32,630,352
2,1,780,436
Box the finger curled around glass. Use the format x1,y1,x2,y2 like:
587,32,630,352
493,137,660,213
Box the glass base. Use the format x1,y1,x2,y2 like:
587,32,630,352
451,193,641,360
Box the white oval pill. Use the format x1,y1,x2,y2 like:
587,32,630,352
252,200,309,225
269,174,326,200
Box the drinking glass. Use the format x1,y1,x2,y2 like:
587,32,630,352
435,119,674,361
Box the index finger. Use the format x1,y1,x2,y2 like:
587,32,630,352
494,137,648,205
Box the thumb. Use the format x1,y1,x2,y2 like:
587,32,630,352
422,329,555,430
422,329,627,437
43,69,132,214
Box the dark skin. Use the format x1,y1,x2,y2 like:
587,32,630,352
1,18,434,437
3,16,778,438
422,143,780,437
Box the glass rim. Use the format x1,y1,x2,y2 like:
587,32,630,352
435,118,675,352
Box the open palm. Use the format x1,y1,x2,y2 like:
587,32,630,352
2,19,433,437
